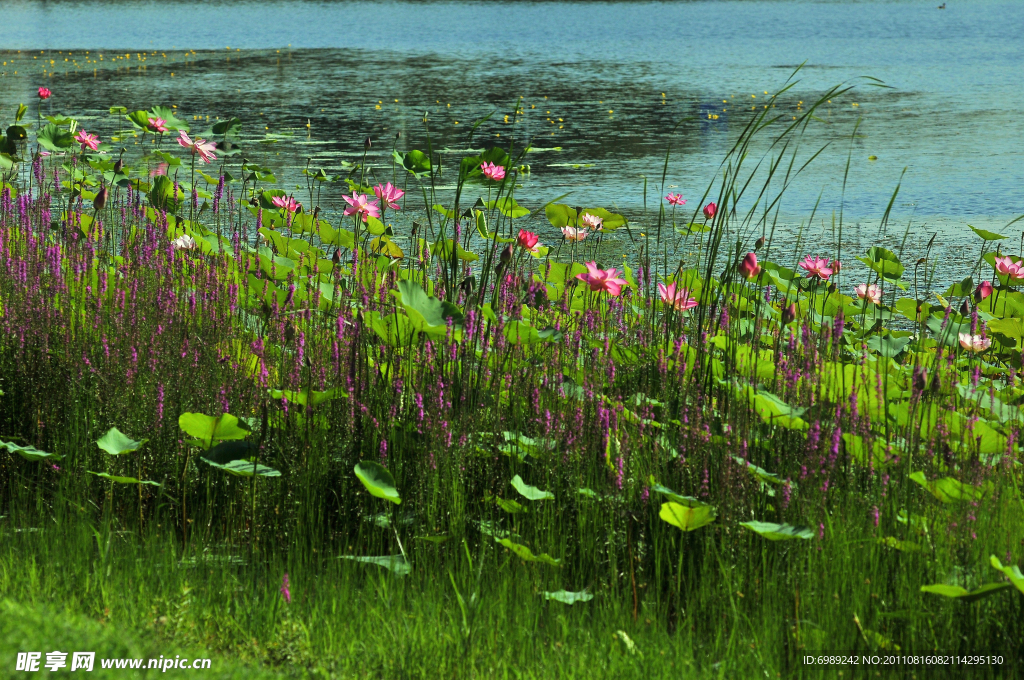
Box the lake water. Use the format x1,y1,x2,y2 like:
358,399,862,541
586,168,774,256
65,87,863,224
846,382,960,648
2,0,1022,285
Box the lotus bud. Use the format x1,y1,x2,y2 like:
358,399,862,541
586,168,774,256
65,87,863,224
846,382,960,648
959,299,970,316
781,302,797,325
703,202,717,220
738,252,761,280
975,280,993,301
831,259,842,274
93,186,109,211
499,243,514,266
363,137,372,149
754,236,766,251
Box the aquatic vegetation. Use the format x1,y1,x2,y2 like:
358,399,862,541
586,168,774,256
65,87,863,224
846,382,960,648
0,78,1021,677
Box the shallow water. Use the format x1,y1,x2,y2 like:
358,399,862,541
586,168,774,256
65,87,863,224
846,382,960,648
2,0,1022,285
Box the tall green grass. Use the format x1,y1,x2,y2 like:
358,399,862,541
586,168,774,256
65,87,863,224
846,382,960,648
0,74,1021,678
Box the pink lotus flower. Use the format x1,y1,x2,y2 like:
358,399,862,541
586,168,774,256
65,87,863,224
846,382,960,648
665,193,686,206
576,261,628,296
38,87,51,100
148,117,168,133
831,259,843,274
993,256,1024,283
343,193,381,222
150,162,169,177
480,161,506,181
976,280,993,300
855,283,882,304
171,234,197,251
738,252,761,279
799,255,833,280
581,213,604,230
177,130,217,164
703,202,717,219
958,333,991,353
517,229,539,250
272,195,300,213
74,130,100,152
657,282,699,311
561,226,588,241
373,182,404,210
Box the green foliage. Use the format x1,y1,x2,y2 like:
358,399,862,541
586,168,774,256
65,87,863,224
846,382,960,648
543,590,593,604
510,474,554,501
354,461,401,504
339,554,411,576
0,441,60,462
200,459,281,478
87,471,161,486
36,123,74,152
739,521,814,541
658,502,716,531
179,413,250,449
496,539,562,566
96,427,147,455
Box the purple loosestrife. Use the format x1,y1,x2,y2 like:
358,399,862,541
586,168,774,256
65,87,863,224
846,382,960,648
280,573,291,604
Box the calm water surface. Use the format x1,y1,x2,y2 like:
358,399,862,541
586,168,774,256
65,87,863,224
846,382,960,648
2,1,1022,283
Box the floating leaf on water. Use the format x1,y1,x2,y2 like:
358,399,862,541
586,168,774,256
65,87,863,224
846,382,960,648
658,502,716,531
511,474,554,501
543,590,594,604
340,554,411,576
87,471,161,486
920,582,1012,602
96,427,148,455
354,460,401,504
496,538,561,566
0,440,60,462
739,521,813,541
